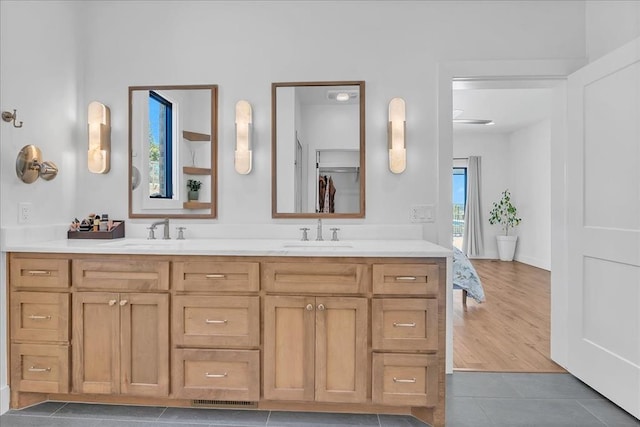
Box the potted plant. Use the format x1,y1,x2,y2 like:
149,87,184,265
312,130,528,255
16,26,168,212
488,189,522,261
187,179,202,201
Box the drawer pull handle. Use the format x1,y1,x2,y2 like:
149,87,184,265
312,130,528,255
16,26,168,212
395,276,417,281
306,304,314,311
393,377,416,383
119,299,128,306
317,303,326,311
205,274,226,279
205,372,228,378
28,315,52,320
393,322,416,328
28,270,51,276
108,299,117,306
28,366,51,373
205,319,228,324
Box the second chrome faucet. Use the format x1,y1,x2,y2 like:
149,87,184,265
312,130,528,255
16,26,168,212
148,218,170,240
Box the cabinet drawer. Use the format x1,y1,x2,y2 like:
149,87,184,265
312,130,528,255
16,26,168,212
173,261,259,293
73,259,169,291
372,353,437,407
373,263,439,296
173,296,260,347
173,349,260,401
11,343,69,394
10,258,70,290
263,262,369,294
11,292,70,342
372,298,437,351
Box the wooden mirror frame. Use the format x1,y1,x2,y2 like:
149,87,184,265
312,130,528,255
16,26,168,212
128,84,218,219
271,80,366,219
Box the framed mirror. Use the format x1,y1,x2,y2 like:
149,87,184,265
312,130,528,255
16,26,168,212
272,81,365,218
128,84,217,218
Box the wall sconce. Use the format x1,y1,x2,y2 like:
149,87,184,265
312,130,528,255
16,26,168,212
388,97,406,174
16,145,58,183
87,101,111,174
235,100,252,174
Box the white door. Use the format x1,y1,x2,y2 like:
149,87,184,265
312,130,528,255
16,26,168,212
565,37,639,418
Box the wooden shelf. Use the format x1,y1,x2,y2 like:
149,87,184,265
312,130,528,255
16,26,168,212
183,201,212,210
183,166,211,175
183,130,210,142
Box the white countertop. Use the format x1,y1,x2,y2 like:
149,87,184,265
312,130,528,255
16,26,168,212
3,237,451,258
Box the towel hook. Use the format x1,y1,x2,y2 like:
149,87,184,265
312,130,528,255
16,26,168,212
2,109,23,128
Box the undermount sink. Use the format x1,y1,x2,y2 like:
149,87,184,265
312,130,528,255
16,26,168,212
100,239,179,248
282,241,354,249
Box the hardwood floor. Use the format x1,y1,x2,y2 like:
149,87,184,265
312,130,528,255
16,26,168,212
453,259,565,373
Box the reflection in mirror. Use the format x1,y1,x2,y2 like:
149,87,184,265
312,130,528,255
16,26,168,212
272,81,365,218
129,85,217,218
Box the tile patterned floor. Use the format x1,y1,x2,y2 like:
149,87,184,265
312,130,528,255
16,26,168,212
1,373,638,426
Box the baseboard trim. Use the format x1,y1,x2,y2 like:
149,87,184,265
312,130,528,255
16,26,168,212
0,385,10,415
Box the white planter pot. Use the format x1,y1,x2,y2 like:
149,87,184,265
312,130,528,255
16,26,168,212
496,235,518,261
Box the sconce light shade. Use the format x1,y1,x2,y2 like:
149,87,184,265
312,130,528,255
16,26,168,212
235,100,252,174
87,101,111,174
388,97,406,174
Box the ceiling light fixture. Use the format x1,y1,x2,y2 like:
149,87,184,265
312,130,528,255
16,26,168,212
453,118,494,125
327,90,358,102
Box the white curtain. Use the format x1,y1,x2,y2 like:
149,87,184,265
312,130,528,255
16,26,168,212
463,156,484,256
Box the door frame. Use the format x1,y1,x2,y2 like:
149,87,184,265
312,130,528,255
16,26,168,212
436,58,585,373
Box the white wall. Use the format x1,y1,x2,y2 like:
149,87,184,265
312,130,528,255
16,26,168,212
453,133,510,259
509,120,551,270
0,0,81,413
453,119,552,270
0,0,589,414
586,0,640,62
70,0,585,233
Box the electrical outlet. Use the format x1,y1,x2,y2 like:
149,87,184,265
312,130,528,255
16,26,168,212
410,204,435,223
18,202,32,224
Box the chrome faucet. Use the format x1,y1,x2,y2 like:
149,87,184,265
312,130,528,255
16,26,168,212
316,219,323,241
148,218,170,240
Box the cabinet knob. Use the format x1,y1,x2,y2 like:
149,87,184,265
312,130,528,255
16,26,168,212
317,303,325,311
306,303,314,311
119,299,128,306
108,299,117,306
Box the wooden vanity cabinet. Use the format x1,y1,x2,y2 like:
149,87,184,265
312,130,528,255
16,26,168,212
171,259,261,401
72,291,169,396
8,253,446,427
371,263,443,415
263,295,368,403
9,254,71,396
71,256,170,397
262,261,369,404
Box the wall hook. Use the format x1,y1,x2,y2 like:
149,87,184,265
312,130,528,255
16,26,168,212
2,109,23,128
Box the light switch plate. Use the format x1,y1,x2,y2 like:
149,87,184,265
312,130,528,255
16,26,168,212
410,204,435,223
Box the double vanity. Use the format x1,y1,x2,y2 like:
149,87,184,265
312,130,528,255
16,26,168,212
7,238,448,427
7,77,447,425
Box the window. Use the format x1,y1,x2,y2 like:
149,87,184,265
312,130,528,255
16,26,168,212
148,91,173,199
453,167,467,248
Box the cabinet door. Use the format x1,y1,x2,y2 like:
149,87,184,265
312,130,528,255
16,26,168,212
263,295,315,401
120,293,169,397
315,297,368,403
72,292,120,394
